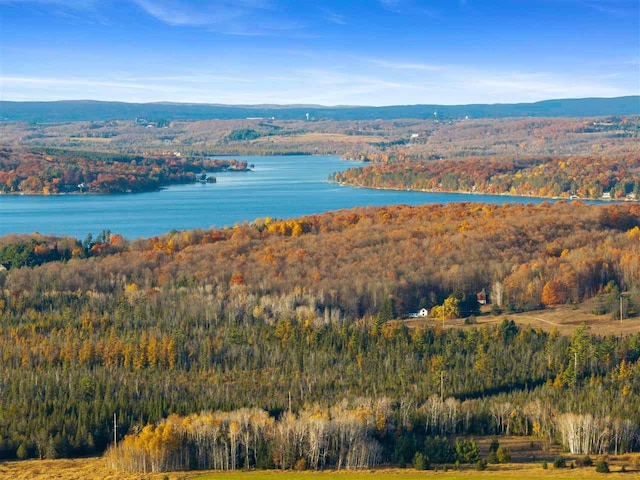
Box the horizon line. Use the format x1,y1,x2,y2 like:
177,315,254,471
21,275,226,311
1,94,639,109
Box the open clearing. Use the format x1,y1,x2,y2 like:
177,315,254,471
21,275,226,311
406,304,640,336
70,137,113,143
251,132,385,144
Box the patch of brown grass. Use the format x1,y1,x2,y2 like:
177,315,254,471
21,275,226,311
71,137,113,143
406,304,640,336
0,457,181,480
252,133,384,144
2,450,638,480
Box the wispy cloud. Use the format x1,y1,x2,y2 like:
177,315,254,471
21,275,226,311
313,69,412,87
377,0,440,17
378,0,401,8
0,73,263,96
131,0,302,35
114,74,254,84
581,2,633,15
131,0,246,27
555,0,639,16
1,75,168,91
465,71,629,99
0,75,250,103
370,59,445,72
1,63,636,105
0,0,318,35
303,61,636,105
323,10,346,25
0,0,110,25
0,0,96,6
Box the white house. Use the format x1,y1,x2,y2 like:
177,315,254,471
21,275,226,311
406,308,429,319
477,289,488,305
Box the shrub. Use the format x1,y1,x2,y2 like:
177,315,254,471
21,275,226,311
578,455,593,467
394,434,417,467
496,446,511,463
424,435,455,464
16,443,28,459
475,459,488,471
595,460,609,473
455,438,480,464
412,452,428,471
294,458,307,470
542,461,548,469
489,437,500,452
553,456,566,468
488,451,499,464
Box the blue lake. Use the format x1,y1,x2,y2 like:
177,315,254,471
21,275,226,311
0,154,577,239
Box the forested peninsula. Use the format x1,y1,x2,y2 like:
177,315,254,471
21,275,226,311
333,154,640,200
0,148,249,194
0,202,639,470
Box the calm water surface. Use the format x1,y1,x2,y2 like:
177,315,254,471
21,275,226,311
1,155,571,238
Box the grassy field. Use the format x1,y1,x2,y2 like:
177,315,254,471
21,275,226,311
72,137,114,143
2,437,638,479
192,464,636,480
406,304,640,336
2,457,637,480
0,457,151,480
0,450,640,480
252,132,385,144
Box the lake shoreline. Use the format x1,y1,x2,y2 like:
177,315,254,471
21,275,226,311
331,180,626,204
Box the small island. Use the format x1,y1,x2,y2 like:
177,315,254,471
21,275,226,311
0,148,252,194
196,172,217,183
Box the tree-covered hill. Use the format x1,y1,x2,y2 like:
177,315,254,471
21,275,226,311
1,96,638,123
0,202,639,463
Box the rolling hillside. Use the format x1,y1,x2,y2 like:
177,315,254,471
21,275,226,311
1,96,638,123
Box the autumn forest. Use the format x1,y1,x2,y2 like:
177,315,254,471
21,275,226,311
0,200,639,470
0,112,639,474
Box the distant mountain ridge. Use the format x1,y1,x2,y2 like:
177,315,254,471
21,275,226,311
1,96,638,122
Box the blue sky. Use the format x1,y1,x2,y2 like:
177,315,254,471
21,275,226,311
1,0,638,105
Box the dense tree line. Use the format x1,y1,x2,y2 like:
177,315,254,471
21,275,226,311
104,404,385,472
0,230,124,269
333,154,640,200
103,390,639,473
4,202,640,317
102,405,517,472
0,202,639,465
